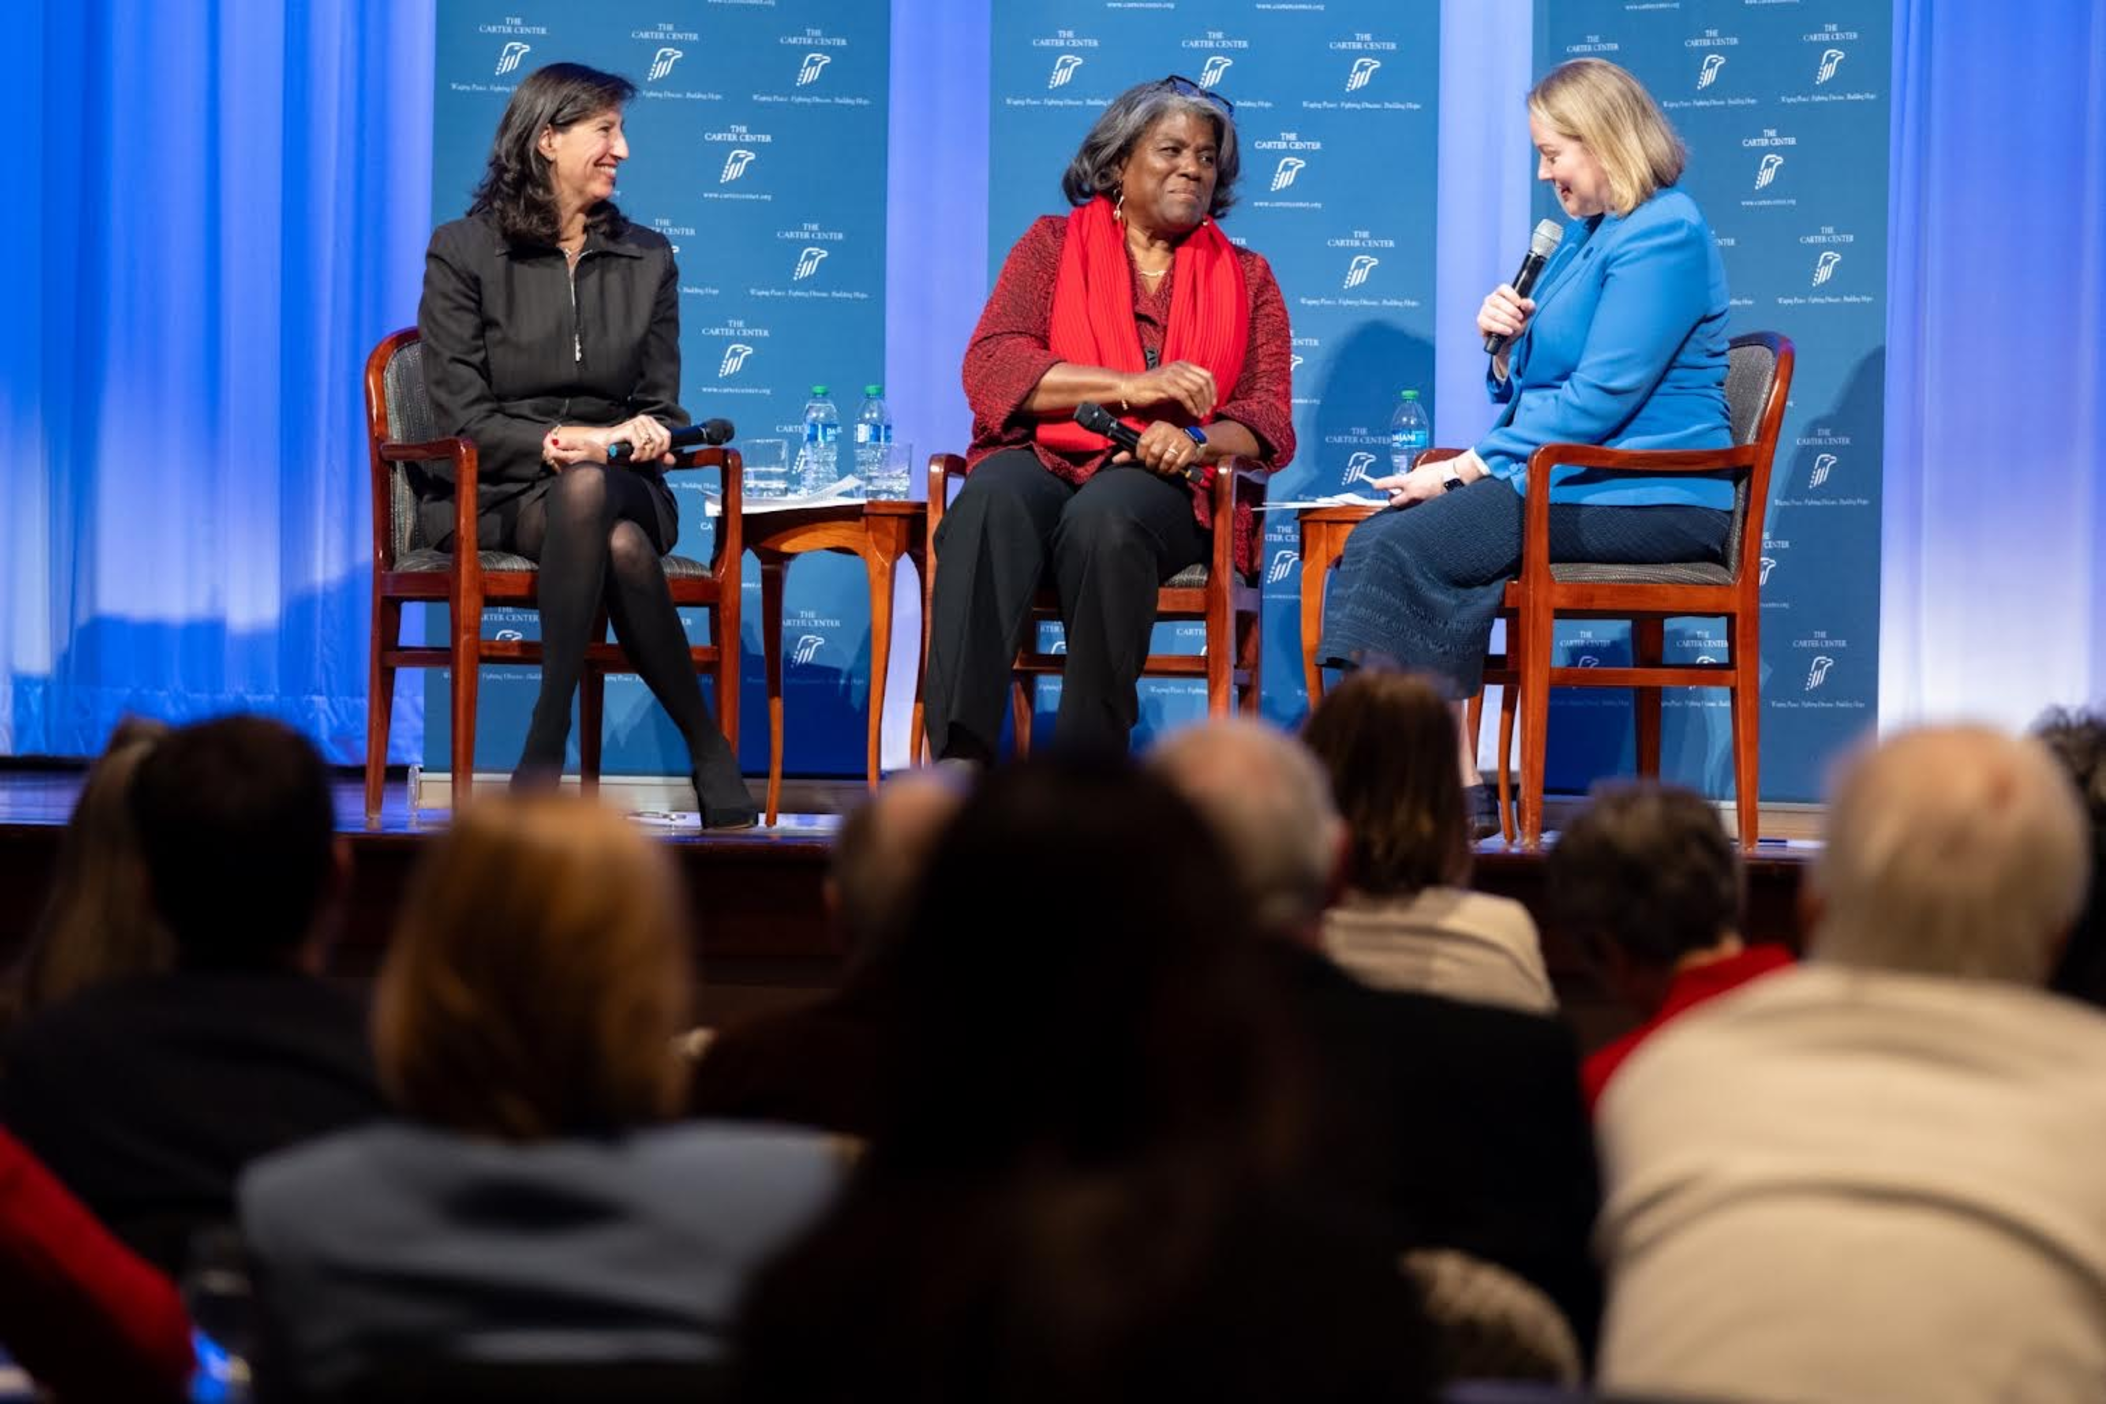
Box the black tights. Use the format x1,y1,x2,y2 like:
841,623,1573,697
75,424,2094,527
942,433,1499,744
513,466,723,773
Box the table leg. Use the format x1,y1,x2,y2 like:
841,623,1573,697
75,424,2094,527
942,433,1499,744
760,550,788,826
863,548,896,792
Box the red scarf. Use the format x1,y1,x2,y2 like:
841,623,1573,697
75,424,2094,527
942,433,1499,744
1035,195,1249,456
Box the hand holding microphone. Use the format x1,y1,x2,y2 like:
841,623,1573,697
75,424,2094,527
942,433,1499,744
605,417,737,463
1074,403,1211,485
1482,219,1564,357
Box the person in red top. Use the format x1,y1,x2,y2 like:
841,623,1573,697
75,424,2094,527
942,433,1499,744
1546,781,1795,1113
923,75,1295,761
0,1128,193,1400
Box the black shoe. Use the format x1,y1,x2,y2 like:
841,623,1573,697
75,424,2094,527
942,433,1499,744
1463,782,1502,841
692,742,760,831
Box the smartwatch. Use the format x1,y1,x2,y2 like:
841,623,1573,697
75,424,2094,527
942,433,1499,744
1181,425,1209,448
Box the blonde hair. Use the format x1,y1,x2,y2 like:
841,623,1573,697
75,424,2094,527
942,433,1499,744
374,794,694,1140
1813,726,2090,984
1528,59,1686,217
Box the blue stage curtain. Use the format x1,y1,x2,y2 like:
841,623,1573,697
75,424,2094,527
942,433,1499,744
1883,0,2106,728
3,0,436,761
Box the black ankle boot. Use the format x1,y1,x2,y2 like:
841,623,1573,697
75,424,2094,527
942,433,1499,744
1463,782,1502,841
691,737,759,831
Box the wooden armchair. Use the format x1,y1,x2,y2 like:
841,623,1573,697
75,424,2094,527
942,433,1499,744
910,454,1267,759
361,328,744,819
1298,332,1794,849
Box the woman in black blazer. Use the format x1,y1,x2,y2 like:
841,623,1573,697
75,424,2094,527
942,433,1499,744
418,62,755,827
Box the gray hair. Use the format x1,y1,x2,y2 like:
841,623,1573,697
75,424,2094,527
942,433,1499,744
1148,718,1343,936
1812,725,2090,984
1061,79,1241,218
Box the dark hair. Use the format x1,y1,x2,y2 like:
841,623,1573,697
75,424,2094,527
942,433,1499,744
1061,78,1241,218
867,753,1306,1177
129,715,337,968
1547,781,1742,970
12,718,173,1020
2035,706,2106,1006
468,62,636,246
1301,672,1470,897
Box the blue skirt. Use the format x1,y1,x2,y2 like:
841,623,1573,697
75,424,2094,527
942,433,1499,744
1315,479,1731,699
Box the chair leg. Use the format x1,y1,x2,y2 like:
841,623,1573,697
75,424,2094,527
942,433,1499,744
760,552,788,827
1518,602,1553,848
1011,676,1034,759
1634,618,1664,777
1301,549,1332,708
451,615,480,814
1496,682,1518,845
366,597,399,821
1237,605,1261,715
1729,612,1762,849
579,667,604,797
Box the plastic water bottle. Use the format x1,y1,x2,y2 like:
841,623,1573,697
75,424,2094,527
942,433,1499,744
852,385,902,498
799,386,840,495
1389,389,1430,475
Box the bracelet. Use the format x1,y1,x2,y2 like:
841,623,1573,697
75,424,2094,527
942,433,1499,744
1181,425,1208,447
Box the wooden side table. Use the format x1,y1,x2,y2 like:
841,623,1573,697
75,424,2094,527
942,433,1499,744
1295,503,1384,705
749,499,927,825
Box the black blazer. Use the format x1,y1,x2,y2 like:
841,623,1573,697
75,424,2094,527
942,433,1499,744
1273,943,1604,1359
414,210,687,547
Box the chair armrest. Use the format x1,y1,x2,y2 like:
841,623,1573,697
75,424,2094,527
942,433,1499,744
377,437,482,563
667,445,743,578
1524,441,1757,476
925,453,967,535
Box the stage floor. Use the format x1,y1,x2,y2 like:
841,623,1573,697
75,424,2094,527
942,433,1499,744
0,764,1819,1039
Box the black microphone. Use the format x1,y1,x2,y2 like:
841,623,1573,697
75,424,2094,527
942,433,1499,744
605,417,737,462
1483,219,1565,356
1074,402,1208,486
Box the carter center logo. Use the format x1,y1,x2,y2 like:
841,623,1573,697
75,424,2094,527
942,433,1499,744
1049,55,1084,89
720,149,757,183
1200,56,1234,88
1813,250,1842,286
1343,254,1379,289
1809,452,1838,488
796,52,830,87
1806,655,1835,690
1346,57,1381,93
1698,54,1726,90
1756,153,1784,189
1266,549,1300,585
1815,48,1846,84
793,246,828,280
1343,451,1378,486
647,47,682,82
792,634,826,666
719,343,755,377
1759,556,1778,586
1271,157,1307,192
495,41,531,76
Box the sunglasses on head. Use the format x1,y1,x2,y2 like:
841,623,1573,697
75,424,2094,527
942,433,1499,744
1159,74,1234,116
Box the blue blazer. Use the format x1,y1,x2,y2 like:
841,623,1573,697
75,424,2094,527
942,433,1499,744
1476,188,1733,510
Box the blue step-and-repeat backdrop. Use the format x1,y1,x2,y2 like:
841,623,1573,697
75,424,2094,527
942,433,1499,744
987,3,1441,742
426,1,890,777
1534,2,1890,803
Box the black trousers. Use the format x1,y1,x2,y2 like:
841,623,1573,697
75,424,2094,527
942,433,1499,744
922,449,1206,759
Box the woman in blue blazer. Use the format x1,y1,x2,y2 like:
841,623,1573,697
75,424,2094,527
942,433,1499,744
1318,59,1732,835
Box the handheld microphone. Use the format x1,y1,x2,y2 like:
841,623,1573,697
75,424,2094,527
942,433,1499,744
1074,403,1209,485
1483,219,1564,356
605,417,737,463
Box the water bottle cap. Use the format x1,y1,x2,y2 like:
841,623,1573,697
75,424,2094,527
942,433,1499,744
864,384,883,396
1399,389,1420,401
811,385,829,396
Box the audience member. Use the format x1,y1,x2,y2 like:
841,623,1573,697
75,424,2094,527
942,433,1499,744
1546,780,1792,1112
239,793,843,1399
0,1127,193,1401
0,715,381,1275
1595,725,2106,1404
686,768,967,1135
5,717,172,1036
2036,706,2106,1006
1302,672,1554,1013
736,754,1435,1404
1151,718,1601,1362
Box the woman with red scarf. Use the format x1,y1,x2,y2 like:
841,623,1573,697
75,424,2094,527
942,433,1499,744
922,77,1295,761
